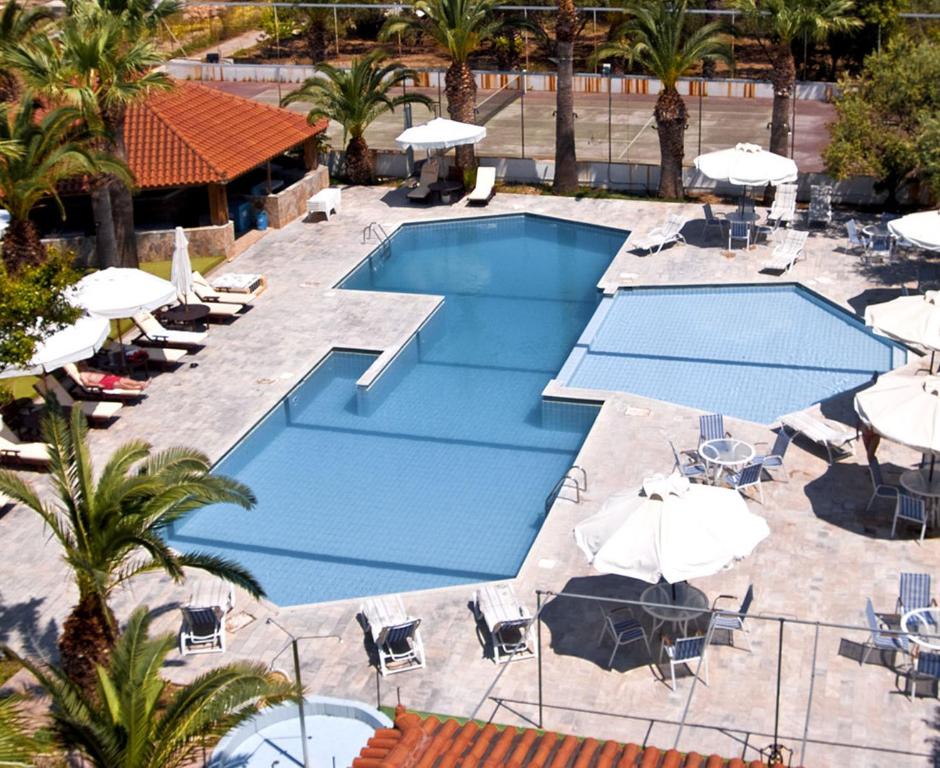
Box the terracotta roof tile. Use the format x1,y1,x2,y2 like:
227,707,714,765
124,80,327,189
353,706,807,768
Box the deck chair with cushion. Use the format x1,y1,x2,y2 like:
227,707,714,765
779,411,856,464
62,363,147,401
473,582,536,663
195,272,266,303
630,214,687,255
36,376,122,424
407,158,440,203
132,312,207,349
360,595,425,675
0,418,49,468
468,166,496,205
762,229,809,274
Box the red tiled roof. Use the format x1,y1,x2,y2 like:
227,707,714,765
124,80,327,189
353,706,795,768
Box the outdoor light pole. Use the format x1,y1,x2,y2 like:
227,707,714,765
602,63,612,184
521,69,526,159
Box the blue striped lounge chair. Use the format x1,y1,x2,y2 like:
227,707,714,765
753,430,792,481
597,607,650,669
898,573,936,617
662,635,708,690
361,595,426,675
669,441,706,482
892,494,928,542
724,462,765,504
710,586,754,652
699,414,728,445
861,598,908,666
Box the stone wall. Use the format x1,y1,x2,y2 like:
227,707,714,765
253,166,329,229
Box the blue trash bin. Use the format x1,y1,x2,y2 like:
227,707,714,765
255,210,269,230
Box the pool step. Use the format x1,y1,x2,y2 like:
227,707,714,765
545,465,587,514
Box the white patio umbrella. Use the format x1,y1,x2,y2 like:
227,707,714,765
855,370,940,458
574,482,770,585
0,315,110,379
70,267,177,319
693,142,798,187
888,210,940,252
170,226,193,304
395,117,486,151
864,291,940,352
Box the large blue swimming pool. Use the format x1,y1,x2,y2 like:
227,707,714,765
167,215,625,605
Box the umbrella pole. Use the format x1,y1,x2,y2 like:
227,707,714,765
931,455,935,482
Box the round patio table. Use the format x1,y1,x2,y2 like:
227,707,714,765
699,438,755,485
900,468,940,527
157,304,210,331
429,180,463,204
640,583,708,640
902,608,940,652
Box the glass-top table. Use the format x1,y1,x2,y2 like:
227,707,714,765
699,438,755,484
640,583,709,639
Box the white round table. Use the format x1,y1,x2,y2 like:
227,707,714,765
699,438,755,484
900,468,940,527
640,583,709,640
902,608,940,652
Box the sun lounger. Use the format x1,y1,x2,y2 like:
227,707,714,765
184,292,243,320
179,578,234,655
467,166,496,205
62,363,147,401
473,582,536,663
192,272,263,305
407,158,440,203
807,184,832,226
763,230,809,274
360,595,425,675
630,214,687,255
132,312,207,349
765,184,797,230
0,418,49,468
779,411,856,463
36,376,123,423
103,341,188,368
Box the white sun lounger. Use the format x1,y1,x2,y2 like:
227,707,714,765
630,214,687,255
103,341,188,368
763,230,809,274
37,376,123,423
473,582,536,663
192,272,264,305
62,363,146,401
360,595,425,675
779,411,856,464
132,312,207,349
184,292,242,320
0,418,49,468
468,166,496,205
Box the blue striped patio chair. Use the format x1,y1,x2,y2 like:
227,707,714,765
892,494,928,542
662,635,708,690
906,651,940,701
710,586,755,652
699,414,728,445
898,572,935,615
669,441,706,483
598,607,651,669
727,219,751,250
724,462,765,504
861,598,909,666
865,456,899,512
753,430,792,481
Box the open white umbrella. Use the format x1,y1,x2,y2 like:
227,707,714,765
574,482,769,584
395,118,486,151
865,291,940,352
888,210,940,252
855,370,940,457
170,226,193,304
70,267,176,319
0,315,110,379
694,142,798,187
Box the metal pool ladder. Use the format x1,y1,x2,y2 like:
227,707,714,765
545,465,587,514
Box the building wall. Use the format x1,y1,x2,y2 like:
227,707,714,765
253,166,329,229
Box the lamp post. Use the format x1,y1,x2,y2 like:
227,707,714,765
602,62,612,184
266,618,342,768
520,69,526,158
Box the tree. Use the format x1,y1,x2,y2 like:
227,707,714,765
729,0,860,157
0,696,36,767
597,0,727,199
9,1,171,269
0,95,127,272
0,1,54,103
6,607,296,768
553,0,579,194
282,51,432,184
824,36,940,206
0,408,264,695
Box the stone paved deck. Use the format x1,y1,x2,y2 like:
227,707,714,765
2,187,939,766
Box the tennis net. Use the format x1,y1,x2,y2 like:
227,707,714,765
474,75,522,124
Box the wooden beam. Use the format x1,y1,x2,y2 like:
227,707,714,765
207,183,228,226
303,137,319,170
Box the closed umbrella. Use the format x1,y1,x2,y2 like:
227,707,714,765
170,226,193,304
574,482,769,584
855,370,940,459
70,268,176,319
865,291,940,356
395,118,486,151
694,143,798,187
0,315,110,379
888,210,940,252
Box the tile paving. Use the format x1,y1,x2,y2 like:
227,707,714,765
2,187,939,766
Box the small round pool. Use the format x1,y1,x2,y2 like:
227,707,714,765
209,695,390,768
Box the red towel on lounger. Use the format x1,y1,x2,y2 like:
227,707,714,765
98,375,123,390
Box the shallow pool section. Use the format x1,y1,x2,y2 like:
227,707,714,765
168,214,625,605
557,284,906,424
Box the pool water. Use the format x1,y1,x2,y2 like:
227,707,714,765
557,284,907,424
168,215,625,605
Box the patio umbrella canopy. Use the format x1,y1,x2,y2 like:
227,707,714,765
170,226,193,303
855,370,940,456
574,482,770,584
864,291,940,351
693,142,798,187
70,267,177,319
0,315,110,379
395,118,486,151
888,210,940,251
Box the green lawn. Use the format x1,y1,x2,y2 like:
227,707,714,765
2,255,226,401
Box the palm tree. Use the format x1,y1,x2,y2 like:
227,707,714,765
282,51,432,184
0,408,264,695
0,95,128,272
6,607,296,768
9,1,172,269
553,0,578,194
0,1,54,103
730,0,859,156
0,696,36,767
597,0,727,199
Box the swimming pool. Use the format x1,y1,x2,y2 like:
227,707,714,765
167,214,625,605
557,284,907,424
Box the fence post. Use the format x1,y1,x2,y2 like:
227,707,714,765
536,590,544,729
769,618,785,765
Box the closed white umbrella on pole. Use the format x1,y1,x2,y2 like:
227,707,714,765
70,268,177,319
0,315,110,379
170,226,193,305
395,118,486,151
888,210,940,252
693,143,798,187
